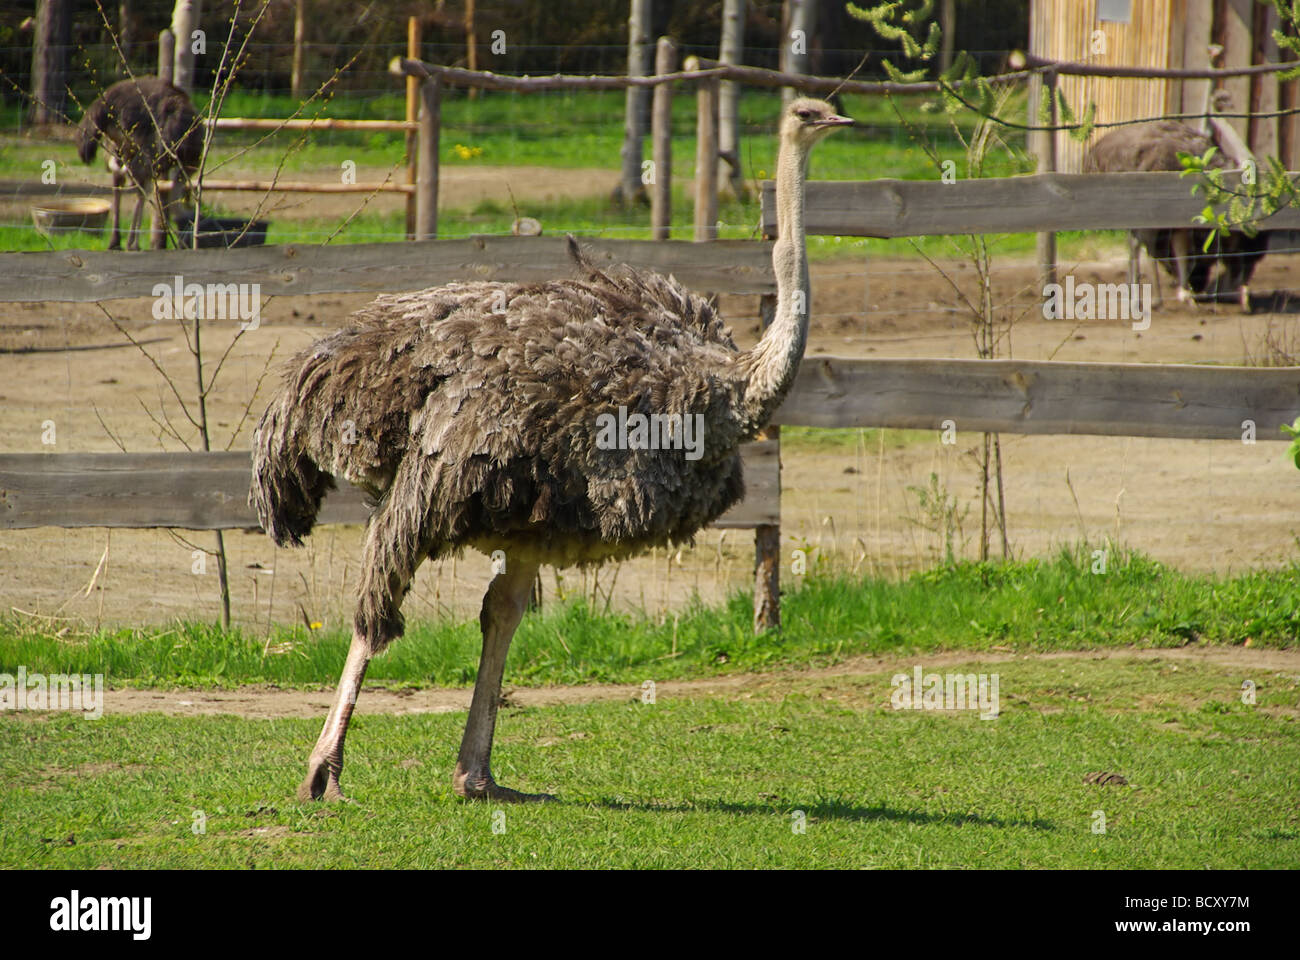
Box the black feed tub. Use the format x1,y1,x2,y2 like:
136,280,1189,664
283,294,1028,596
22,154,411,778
172,210,270,249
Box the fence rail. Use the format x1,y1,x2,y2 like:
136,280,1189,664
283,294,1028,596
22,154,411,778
4,354,1296,534
0,442,779,532
774,357,1300,441
0,237,776,303
759,172,1300,238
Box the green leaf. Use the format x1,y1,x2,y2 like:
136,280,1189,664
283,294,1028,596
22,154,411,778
1283,417,1300,469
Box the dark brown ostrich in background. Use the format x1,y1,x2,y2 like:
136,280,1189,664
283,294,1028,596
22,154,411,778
1084,106,1267,311
75,77,203,250
250,98,853,803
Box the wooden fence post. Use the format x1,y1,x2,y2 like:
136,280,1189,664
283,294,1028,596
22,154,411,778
1251,3,1281,161
1035,69,1057,292
415,76,441,240
651,37,676,241
465,0,478,100
405,16,421,239
693,75,720,242
1222,0,1253,141
158,29,175,86
754,291,781,634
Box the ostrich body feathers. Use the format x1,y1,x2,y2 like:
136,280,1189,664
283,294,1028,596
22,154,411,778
252,245,750,643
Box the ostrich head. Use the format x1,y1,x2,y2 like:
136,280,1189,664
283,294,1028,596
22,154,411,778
781,97,855,149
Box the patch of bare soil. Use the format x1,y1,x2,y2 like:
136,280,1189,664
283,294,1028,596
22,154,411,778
92,645,1300,719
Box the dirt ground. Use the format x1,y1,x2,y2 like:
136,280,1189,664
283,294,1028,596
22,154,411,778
70,646,1300,718
3,170,1300,630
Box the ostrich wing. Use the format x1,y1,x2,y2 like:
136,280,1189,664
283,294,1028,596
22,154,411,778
261,265,747,558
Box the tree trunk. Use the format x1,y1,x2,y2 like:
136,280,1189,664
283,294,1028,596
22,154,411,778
291,0,306,101
717,0,746,199
118,0,133,75
780,0,815,107
31,0,72,126
938,0,956,73
158,28,175,85
618,0,653,206
171,0,201,93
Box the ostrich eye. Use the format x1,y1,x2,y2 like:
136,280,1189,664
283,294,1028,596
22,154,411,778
796,109,812,120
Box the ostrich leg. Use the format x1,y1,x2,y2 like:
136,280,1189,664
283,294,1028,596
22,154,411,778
108,168,125,250
298,630,371,801
149,179,168,250
300,503,420,802
454,557,552,802
1127,231,1140,287
1171,230,1196,305
126,186,147,252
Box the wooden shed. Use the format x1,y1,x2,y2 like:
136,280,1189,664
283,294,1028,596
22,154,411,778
1029,0,1299,172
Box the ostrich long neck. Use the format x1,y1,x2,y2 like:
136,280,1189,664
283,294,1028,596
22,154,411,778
738,135,811,434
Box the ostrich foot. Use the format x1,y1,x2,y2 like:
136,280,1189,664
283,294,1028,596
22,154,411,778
454,767,556,803
1175,286,1199,307
298,755,350,803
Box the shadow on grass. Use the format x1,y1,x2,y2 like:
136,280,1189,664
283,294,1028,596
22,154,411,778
588,796,1056,831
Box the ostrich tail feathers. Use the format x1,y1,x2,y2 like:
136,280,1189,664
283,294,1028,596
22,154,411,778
249,403,335,547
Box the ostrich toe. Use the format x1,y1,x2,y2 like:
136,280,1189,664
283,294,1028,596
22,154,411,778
454,767,556,803
299,754,350,803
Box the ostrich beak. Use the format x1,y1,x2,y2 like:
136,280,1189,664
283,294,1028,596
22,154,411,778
814,115,855,128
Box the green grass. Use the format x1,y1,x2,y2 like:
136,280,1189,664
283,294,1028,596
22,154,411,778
781,425,935,453
3,548,1297,690
175,88,1005,178
2,655,1296,868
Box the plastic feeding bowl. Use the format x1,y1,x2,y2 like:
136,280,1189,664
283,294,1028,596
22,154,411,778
172,209,270,248
30,198,111,237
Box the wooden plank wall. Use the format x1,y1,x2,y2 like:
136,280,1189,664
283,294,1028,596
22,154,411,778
1045,0,1176,173
1037,0,1296,169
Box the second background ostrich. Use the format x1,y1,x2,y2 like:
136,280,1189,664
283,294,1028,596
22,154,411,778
1084,93,1267,310
76,76,203,250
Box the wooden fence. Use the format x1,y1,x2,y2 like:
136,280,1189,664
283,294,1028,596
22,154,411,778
3,233,1299,631
6,52,1300,633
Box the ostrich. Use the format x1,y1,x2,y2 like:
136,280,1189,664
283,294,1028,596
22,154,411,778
1084,96,1265,310
250,98,852,802
76,77,203,251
